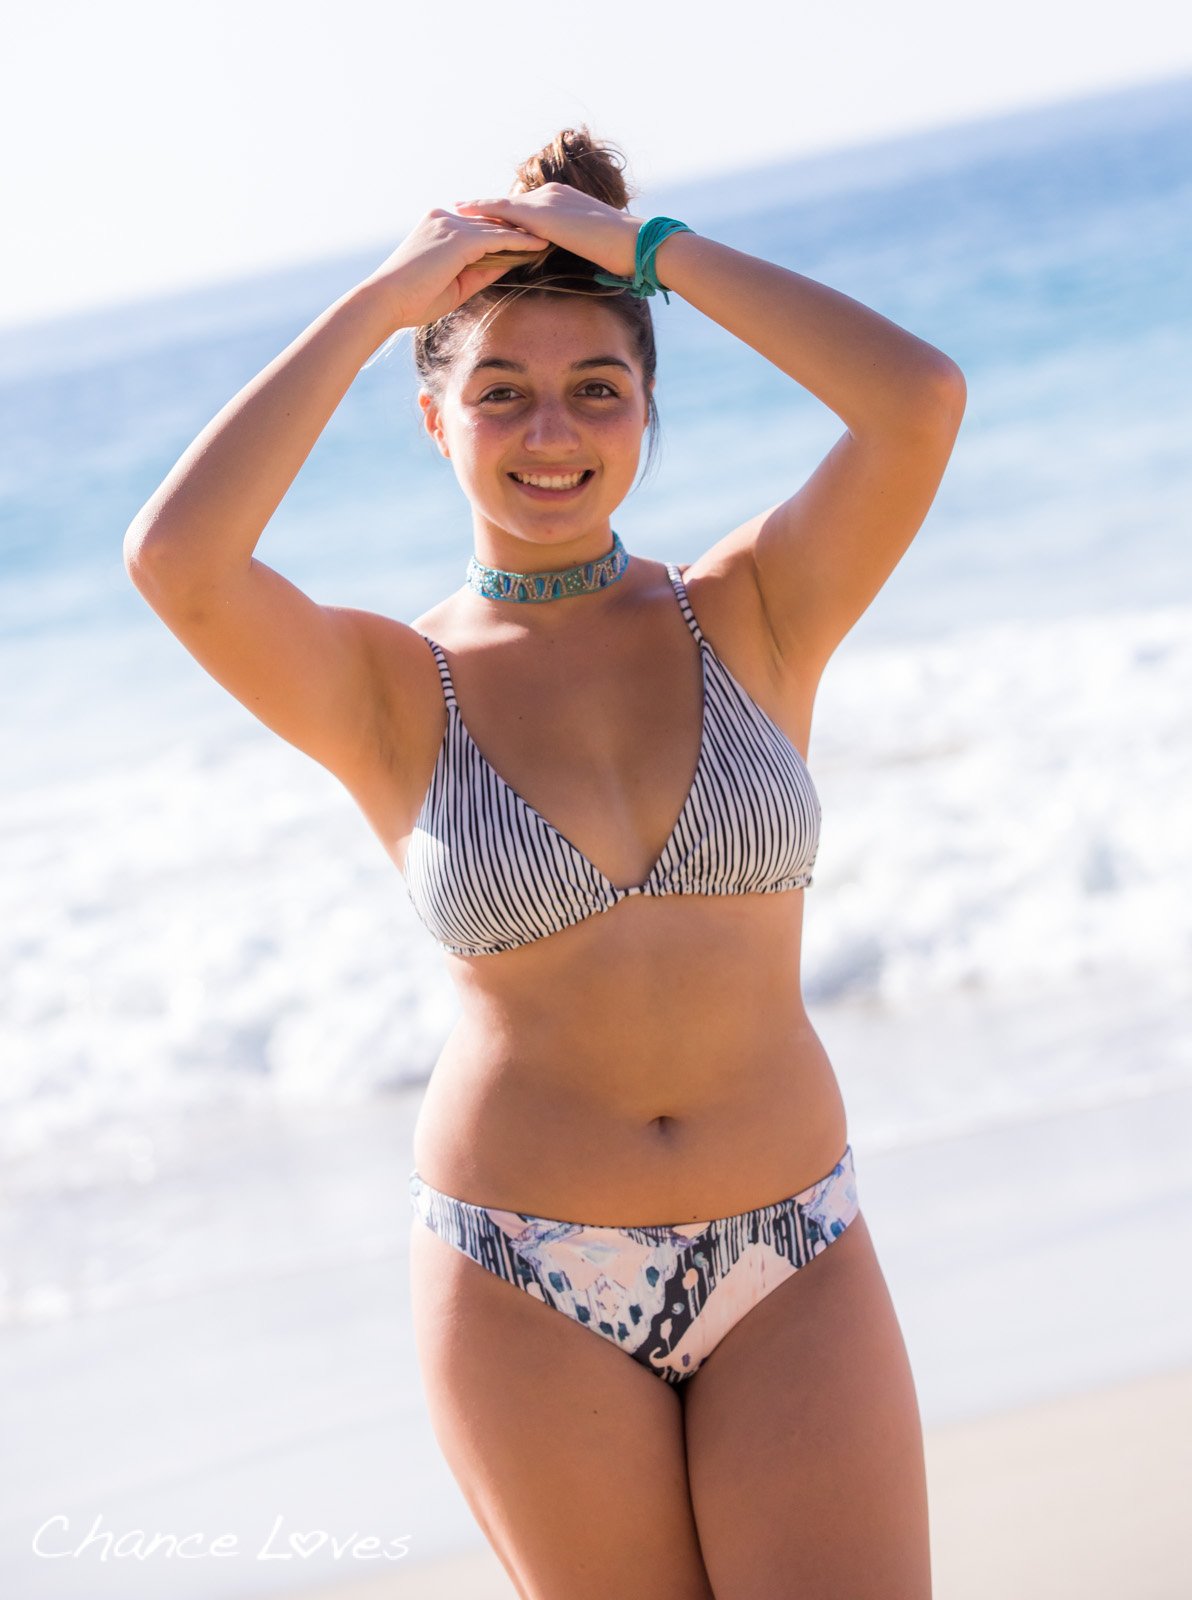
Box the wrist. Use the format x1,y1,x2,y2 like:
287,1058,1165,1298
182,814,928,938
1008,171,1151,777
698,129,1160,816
618,214,647,275
592,217,696,304
341,275,413,341
649,226,698,287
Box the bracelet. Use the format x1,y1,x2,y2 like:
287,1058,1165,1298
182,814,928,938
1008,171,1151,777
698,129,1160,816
592,216,694,303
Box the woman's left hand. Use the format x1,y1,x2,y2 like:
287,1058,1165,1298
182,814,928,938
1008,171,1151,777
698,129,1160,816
452,184,644,280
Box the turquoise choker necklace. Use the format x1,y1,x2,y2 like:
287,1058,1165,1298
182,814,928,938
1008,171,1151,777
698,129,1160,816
466,531,630,603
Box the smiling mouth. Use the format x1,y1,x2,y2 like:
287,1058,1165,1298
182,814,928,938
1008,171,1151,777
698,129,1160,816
508,469,595,495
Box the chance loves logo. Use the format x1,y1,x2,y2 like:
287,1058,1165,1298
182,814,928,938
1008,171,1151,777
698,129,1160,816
33,1512,413,1563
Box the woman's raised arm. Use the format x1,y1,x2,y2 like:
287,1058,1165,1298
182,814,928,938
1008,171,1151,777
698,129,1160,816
647,229,966,678
122,209,549,786
123,280,418,786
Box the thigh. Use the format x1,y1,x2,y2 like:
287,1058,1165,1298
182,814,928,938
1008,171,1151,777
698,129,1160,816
409,1220,716,1600
682,1211,931,1600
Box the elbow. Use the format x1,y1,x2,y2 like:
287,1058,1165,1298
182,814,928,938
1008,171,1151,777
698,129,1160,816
122,524,146,581
123,523,157,590
942,358,966,400
123,519,181,597
905,359,966,436
929,357,967,417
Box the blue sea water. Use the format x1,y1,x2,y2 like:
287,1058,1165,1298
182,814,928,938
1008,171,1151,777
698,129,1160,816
3,72,1192,1600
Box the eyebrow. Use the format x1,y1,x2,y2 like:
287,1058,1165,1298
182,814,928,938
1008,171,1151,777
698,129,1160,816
466,355,634,379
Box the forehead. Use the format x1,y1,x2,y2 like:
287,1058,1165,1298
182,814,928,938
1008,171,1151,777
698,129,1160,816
455,296,638,382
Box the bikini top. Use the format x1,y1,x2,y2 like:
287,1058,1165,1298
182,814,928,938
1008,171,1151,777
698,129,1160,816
400,563,821,957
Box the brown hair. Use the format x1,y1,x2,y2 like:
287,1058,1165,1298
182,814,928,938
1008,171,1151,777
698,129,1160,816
412,126,662,485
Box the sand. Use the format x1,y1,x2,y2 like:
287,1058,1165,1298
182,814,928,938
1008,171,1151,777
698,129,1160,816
288,1361,1192,1600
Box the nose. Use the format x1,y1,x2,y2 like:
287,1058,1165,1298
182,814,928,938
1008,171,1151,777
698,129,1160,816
523,401,583,454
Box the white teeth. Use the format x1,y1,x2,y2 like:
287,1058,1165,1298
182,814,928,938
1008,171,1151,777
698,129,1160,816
513,471,587,489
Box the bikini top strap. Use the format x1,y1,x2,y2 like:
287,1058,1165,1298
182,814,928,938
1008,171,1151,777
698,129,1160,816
665,563,706,645
420,634,458,711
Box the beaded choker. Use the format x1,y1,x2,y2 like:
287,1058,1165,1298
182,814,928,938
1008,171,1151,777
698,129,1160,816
466,530,630,603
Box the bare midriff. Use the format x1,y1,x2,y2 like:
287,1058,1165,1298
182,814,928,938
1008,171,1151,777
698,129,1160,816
410,885,848,1228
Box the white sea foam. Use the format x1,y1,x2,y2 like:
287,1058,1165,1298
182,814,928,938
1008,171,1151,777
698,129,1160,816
4,602,1188,1169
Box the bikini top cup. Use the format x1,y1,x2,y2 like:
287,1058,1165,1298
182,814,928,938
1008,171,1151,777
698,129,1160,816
400,563,821,957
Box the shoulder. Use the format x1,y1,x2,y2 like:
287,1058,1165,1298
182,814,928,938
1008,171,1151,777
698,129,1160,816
408,589,466,643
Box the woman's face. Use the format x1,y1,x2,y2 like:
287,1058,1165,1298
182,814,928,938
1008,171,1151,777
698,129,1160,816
420,295,653,566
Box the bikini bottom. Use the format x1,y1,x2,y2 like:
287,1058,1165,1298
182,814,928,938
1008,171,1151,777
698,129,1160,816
408,1143,858,1387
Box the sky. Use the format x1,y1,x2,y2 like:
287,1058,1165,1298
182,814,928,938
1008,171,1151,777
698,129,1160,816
4,0,1191,331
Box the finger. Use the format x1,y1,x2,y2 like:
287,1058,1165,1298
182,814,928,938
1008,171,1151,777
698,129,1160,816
454,197,509,211
472,217,549,243
479,222,549,245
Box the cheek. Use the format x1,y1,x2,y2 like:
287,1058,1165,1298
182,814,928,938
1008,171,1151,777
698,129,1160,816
607,412,650,456
459,412,516,450
442,420,495,472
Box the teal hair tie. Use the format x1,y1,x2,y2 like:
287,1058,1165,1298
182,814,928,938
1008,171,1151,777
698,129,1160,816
592,216,694,304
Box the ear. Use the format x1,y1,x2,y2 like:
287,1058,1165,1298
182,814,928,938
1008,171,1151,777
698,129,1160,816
418,389,450,459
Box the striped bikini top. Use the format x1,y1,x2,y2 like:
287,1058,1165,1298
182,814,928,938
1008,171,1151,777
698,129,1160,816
400,563,820,957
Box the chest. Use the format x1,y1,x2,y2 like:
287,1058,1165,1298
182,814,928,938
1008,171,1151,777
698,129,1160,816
410,638,820,909
446,636,710,888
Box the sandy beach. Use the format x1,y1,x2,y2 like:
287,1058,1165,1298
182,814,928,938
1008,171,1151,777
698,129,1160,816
290,1362,1192,1600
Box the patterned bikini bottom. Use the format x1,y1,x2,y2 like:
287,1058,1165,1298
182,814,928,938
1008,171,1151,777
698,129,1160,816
408,1144,859,1386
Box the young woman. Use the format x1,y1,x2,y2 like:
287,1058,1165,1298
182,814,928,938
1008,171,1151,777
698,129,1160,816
125,128,965,1599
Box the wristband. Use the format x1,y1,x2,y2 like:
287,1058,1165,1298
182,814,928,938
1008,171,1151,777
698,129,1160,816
592,216,694,303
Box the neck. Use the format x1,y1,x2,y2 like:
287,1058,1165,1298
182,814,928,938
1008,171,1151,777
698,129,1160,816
471,521,616,575
465,534,638,632
467,528,629,607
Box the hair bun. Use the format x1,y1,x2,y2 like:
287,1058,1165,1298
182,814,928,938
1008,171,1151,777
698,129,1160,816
512,125,636,212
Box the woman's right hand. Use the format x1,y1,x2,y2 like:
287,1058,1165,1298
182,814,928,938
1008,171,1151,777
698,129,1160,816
358,207,551,331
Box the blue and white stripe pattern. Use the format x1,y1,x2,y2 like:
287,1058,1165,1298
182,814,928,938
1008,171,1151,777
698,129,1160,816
401,563,821,957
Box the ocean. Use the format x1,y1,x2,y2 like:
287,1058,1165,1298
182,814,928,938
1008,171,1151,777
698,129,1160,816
3,72,1191,1596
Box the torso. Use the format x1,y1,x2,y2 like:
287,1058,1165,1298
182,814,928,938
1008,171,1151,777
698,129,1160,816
345,551,846,1226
